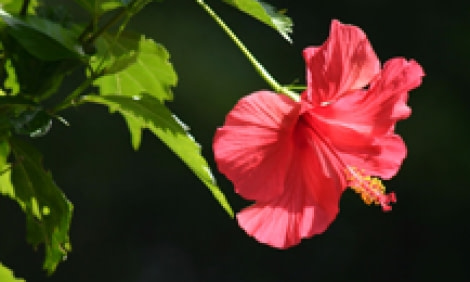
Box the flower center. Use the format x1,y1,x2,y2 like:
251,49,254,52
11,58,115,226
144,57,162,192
345,167,396,211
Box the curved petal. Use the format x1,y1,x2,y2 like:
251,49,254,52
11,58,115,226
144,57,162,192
303,19,380,105
237,126,343,249
311,58,424,139
237,198,336,249
213,91,300,202
308,58,424,178
341,134,407,179
368,58,425,122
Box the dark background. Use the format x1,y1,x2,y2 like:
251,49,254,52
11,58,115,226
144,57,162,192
0,0,469,281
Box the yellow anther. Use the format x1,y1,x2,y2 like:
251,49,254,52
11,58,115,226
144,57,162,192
346,167,396,212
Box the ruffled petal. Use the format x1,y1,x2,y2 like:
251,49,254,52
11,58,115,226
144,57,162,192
236,125,343,249
213,91,300,202
308,58,424,179
368,58,425,122
303,19,380,105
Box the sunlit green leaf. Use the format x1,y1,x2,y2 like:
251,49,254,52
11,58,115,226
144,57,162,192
0,262,25,282
82,94,234,217
0,140,13,195
0,9,84,60
3,59,19,95
90,32,139,75
223,0,293,43
122,111,142,150
1,139,73,274
0,0,38,15
92,35,177,101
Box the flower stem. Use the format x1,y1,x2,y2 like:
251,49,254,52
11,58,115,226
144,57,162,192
196,0,299,102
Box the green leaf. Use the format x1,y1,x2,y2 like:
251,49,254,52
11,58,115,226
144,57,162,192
0,96,39,141
92,34,177,101
0,9,84,60
4,44,77,100
10,107,52,138
74,0,126,15
0,95,37,107
0,115,11,141
0,0,38,15
3,59,19,95
0,263,25,282
0,140,13,195
223,0,293,43
89,32,139,75
0,139,73,274
82,94,234,217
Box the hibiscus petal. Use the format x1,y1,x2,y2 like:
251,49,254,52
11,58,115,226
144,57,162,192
303,19,380,105
213,91,300,201
237,132,342,249
342,134,407,179
315,58,424,137
305,107,377,153
309,58,424,179
237,178,339,249
368,58,425,121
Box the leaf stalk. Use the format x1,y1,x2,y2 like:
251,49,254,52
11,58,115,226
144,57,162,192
81,0,143,48
196,0,299,101
51,76,95,113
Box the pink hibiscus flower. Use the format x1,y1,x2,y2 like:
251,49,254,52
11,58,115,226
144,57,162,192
213,20,424,249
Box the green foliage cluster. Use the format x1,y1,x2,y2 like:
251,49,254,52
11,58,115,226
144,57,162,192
0,0,292,279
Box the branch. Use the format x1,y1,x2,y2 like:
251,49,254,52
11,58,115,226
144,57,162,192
20,0,30,16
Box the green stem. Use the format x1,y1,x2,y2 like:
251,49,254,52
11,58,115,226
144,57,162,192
196,0,299,102
83,0,141,47
286,85,307,90
57,0,149,113
51,77,95,113
83,7,128,47
116,0,151,38
19,0,30,16
78,20,95,43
